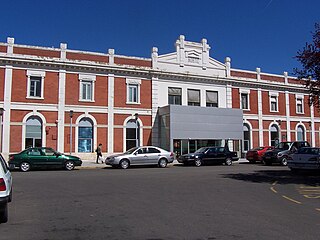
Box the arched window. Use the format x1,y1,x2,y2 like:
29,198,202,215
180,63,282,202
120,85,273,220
126,119,139,151
270,124,279,146
78,118,93,152
25,116,42,148
243,123,250,151
297,125,305,141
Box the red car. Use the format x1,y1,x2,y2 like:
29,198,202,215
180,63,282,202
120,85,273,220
246,146,274,163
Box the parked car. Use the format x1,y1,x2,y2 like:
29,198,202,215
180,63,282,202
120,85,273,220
0,154,12,223
8,147,82,172
287,147,320,171
246,146,274,163
262,141,310,166
178,146,239,167
105,146,174,169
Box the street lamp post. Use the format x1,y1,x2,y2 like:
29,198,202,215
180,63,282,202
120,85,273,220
69,110,74,155
0,108,4,152
134,113,139,147
309,121,312,146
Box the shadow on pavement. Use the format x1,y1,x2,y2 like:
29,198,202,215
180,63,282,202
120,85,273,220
221,169,320,186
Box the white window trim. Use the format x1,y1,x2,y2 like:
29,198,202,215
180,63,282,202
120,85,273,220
240,89,250,110
26,70,45,99
123,116,143,151
269,92,279,112
295,95,304,114
126,78,141,104
74,114,97,154
79,74,96,102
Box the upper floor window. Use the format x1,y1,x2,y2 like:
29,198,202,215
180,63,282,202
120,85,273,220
81,81,93,100
188,89,200,106
296,96,304,114
270,95,278,112
168,87,182,105
30,77,42,97
206,91,218,107
27,70,45,99
128,84,138,103
79,74,95,102
126,78,141,104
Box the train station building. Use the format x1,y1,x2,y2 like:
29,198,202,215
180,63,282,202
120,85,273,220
0,35,316,159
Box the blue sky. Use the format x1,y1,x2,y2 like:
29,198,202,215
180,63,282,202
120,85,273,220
0,0,319,75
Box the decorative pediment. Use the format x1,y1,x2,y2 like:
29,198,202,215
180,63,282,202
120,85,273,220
152,35,229,77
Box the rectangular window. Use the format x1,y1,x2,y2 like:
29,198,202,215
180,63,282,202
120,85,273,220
128,84,138,103
296,98,303,113
168,87,182,105
81,81,93,101
206,91,218,107
188,89,200,106
241,93,249,110
29,76,42,97
270,96,278,112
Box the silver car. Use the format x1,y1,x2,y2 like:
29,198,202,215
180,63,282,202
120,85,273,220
105,146,174,169
287,147,320,171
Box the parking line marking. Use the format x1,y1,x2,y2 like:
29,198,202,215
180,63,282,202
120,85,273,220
272,181,278,186
282,195,302,204
303,195,320,199
270,186,277,193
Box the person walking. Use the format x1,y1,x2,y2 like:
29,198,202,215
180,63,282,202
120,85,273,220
95,143,103,164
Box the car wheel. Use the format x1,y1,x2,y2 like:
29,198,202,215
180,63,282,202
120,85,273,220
20,162,31,172
158,158,168,168
119,159,130,169
65,161,75,171
0,204,8,223
281,157,288,166
225,158,232,166
194,158,202,167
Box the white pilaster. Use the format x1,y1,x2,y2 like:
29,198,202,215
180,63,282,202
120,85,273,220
258,88,263,146
201,38,209,70
7,37,14,55
311,105,315,146
151,77,159,146
152,47,158,69
226,84,232,108
3,66,13,155
60,43,67,60
256,68,261,81
284,72,288,84
57,70,66,152
285,91,291,141
108,74,115,153
108,49,115,65
225,57,231,77
176,35,186,67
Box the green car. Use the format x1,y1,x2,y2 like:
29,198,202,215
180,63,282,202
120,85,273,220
8,147,82,172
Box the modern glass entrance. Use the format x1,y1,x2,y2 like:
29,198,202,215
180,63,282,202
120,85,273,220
173,139,223,157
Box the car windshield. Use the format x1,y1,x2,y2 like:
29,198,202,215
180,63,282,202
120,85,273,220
195,147,208,153
275,142,290,150
124,147,139,154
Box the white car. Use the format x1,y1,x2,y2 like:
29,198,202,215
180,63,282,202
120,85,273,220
105,146,174,169
287,147,320,171
0,154,12,223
